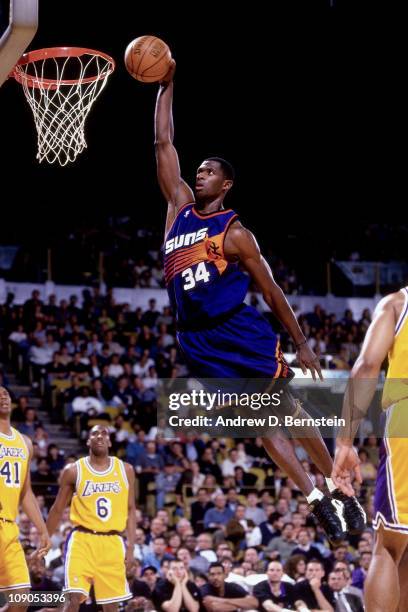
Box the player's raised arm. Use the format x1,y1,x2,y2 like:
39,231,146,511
224,222,322,380
46,463,77,535
154,61,194,233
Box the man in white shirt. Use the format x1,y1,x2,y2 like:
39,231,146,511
221,448,247,477
72,387,104,414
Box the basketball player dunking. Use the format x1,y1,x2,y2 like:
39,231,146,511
153,61,366,544
332,287,408,611
0,386,51,607
46,425,136,612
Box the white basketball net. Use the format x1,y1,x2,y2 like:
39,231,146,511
13,50,114,166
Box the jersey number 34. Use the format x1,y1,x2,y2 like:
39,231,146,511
182,262,210,291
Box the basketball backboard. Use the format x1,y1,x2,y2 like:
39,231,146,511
0,0,37,87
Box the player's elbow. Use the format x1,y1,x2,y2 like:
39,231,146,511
154,138,172,148
352,356,381,378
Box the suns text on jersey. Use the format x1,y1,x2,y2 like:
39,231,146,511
82,480,121,496
165,227,208,254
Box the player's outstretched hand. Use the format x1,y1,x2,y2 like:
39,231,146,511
332,444,362,496
34,531,52,559
160,59,176,86
296,343,323,381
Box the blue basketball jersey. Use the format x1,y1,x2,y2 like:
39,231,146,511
164,203,249,326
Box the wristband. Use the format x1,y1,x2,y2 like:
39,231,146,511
295,340,307,348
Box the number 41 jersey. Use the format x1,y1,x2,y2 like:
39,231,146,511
164,204,250,327
0,428,28,521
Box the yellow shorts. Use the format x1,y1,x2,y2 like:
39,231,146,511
0,520,30,591
374,401,408,533
64,530,131,605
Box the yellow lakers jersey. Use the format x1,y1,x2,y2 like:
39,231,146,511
70,456,129,532
0,427,29,521
382,287,408,409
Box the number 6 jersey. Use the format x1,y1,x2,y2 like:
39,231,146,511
0,428,28,521
164,204,249,328
70,456,129,533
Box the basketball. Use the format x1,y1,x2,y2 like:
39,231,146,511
124,35,172,83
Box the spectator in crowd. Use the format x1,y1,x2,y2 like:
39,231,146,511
328,570,364,612
19,407,41,437
233,466,257,489
293,560,335,612
244,491,268,526
204,494,234,530
357,450,377,485
137,441,165,505
290,528,325,563
143,537,175,571
265,522,296,563
144,518,167,546
201,562,258,611
196,533,217,564
253,561,296,611
133,528,151,563
156,463,181,510
351,551,372,590
126,561,155,611
284,554,307,584
177,546,210,575
141,565,159,593
199,447,223,482
221,448,247,477
31,457,58,499
152,558,201,612
191,488,214,534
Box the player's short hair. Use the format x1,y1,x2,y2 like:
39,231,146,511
205,157,235,180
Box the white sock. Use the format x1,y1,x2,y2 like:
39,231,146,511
306,488,324,504
325,477,337,493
